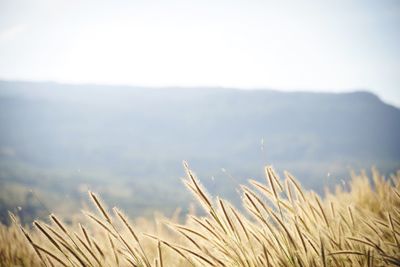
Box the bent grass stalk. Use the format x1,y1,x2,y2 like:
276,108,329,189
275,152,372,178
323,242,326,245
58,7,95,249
2,164,399,267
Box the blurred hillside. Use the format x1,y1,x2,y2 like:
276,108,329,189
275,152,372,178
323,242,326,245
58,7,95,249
0,80,399,223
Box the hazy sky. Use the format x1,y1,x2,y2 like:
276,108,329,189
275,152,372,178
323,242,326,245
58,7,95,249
1,0,399,106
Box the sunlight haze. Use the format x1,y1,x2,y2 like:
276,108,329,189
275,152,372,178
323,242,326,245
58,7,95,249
0,0,399,106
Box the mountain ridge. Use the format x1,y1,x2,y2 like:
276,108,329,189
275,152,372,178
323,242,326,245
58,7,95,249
0,80,392,106
0,80,399,222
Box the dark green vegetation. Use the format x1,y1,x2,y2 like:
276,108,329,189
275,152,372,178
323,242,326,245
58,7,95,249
0,81,399,223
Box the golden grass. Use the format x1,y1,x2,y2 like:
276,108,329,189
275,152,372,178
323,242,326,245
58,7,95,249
1,163,399,266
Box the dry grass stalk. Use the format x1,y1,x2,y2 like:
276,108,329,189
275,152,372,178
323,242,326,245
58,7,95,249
1,164,399,266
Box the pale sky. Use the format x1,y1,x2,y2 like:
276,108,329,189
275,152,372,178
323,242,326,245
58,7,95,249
0,0,400,106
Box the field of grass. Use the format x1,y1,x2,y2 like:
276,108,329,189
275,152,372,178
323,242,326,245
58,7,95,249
1,162,399,266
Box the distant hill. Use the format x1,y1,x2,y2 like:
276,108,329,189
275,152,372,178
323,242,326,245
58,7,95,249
0,80,399,222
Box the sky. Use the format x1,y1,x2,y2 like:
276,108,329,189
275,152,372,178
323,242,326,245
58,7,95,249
0,0,400,106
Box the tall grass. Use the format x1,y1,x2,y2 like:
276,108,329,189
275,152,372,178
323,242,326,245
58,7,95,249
2,163,400,266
